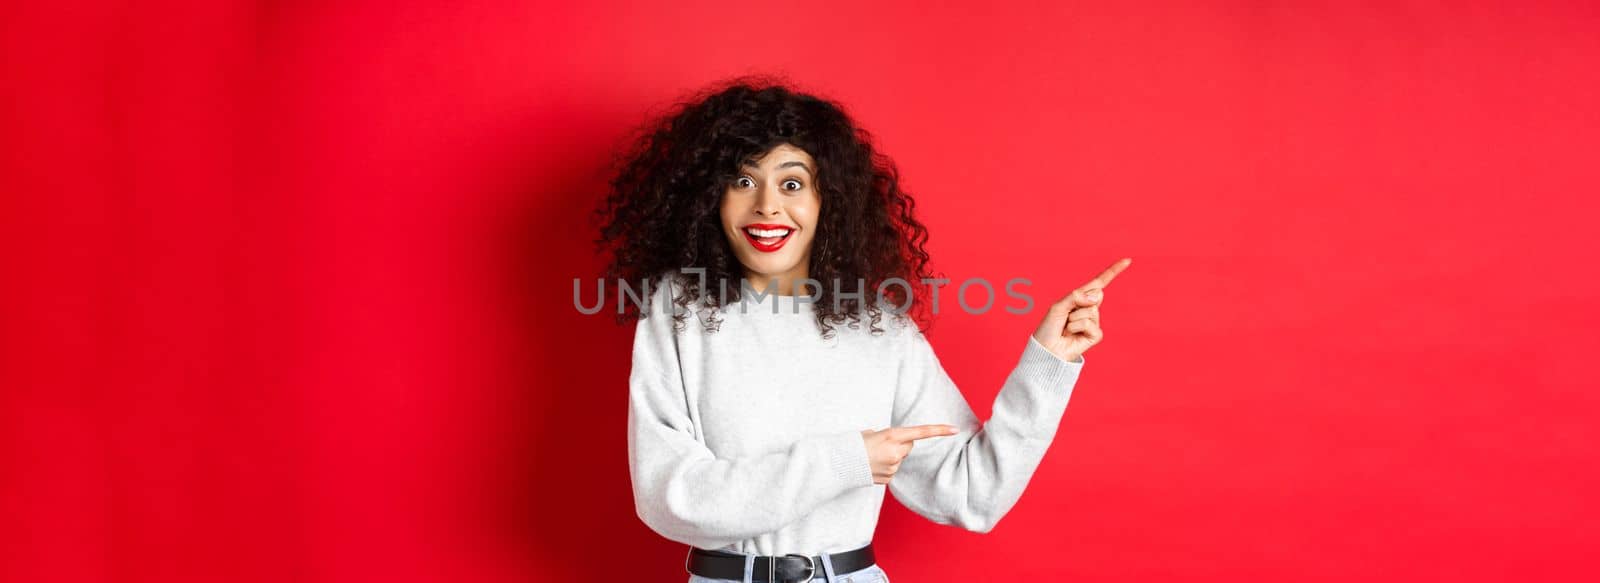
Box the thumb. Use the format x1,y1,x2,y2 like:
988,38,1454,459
1044,289,1098,324
1071,287,1103,308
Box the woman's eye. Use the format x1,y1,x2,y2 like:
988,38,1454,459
783,179,803,191
736,176,755,188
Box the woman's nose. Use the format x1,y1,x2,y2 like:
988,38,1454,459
753,185,782,216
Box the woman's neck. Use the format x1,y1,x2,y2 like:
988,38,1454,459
743,272,811,296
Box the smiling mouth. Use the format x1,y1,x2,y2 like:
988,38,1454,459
741,225,795,253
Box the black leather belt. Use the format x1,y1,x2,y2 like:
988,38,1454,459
686,543,874,582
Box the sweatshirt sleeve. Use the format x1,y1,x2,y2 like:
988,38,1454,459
887,329,1085,533
625,301,876,550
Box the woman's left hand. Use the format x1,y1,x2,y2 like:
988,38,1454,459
1032,257,1132,363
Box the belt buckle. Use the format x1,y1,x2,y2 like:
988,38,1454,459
769,553,816,582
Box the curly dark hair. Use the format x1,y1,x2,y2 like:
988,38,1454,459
593,75,937,338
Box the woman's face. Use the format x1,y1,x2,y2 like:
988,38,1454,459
719,143,821,294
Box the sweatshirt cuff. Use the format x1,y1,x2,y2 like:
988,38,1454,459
1018,335,1085,389
820,429,876,489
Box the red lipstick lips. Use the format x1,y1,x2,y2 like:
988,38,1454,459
741,223,795,253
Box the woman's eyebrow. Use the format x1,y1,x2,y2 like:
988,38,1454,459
778,161,813,175
741,161,813,175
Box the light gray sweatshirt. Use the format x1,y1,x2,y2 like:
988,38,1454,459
626,275,1085,556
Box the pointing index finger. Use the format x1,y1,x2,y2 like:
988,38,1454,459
1079,257,1132,291
895,424,959,441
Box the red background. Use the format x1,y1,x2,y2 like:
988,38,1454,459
4,1,1597,581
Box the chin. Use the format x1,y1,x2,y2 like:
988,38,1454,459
740,258,802,280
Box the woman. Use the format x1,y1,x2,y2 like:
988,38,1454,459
596,77,1130,583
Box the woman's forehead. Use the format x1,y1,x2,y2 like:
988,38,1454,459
742,144,815,171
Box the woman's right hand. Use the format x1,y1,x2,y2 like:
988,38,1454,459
860,425,959,485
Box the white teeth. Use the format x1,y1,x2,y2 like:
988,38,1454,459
745,227,792,238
